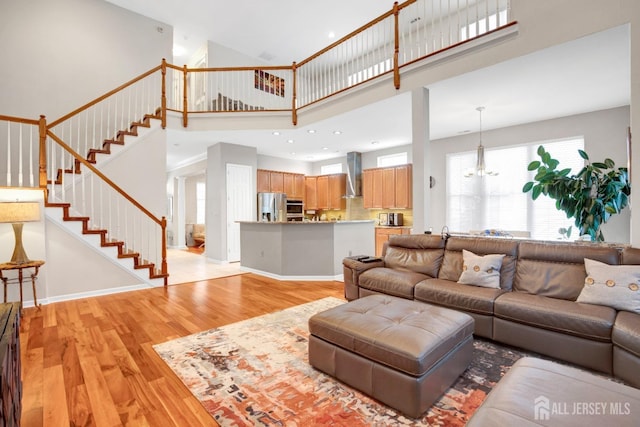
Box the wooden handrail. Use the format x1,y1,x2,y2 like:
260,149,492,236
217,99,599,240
46,130,163,226
187,65,293,73
48,65,162,129
0,115,39,125
297,8,397,67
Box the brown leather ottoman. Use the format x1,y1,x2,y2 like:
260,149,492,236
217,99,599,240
467,357,640,426
308,294,474,418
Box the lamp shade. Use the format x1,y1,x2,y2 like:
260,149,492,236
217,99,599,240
0,202,40,223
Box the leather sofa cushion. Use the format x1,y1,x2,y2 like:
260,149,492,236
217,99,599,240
467,357,640,427
414,278,507,316
438,237,518,290
514,241,620,300
494,292,616,341
308,294,474,377
613,311,640,357
383,234,445,277
360,267,428,299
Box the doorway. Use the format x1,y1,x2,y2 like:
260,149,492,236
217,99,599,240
226,164,253,262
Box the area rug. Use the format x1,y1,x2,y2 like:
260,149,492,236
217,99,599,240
153,297,529,426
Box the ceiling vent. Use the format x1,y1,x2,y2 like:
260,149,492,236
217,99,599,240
345,152,362,198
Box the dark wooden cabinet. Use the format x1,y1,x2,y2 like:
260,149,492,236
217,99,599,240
0,302,21,427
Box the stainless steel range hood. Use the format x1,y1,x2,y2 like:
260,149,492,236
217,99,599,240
345,151,362,198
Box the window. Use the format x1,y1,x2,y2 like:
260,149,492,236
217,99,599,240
446,138,585,240
461,9,508,40
377,152,408,167
321,163,343,174
196,181,206,224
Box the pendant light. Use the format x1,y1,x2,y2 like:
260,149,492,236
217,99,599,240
465,106,498,177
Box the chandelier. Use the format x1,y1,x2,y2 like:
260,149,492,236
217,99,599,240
465,106,498,177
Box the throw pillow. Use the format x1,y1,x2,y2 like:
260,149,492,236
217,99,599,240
577,258,640,314
457,249,505,289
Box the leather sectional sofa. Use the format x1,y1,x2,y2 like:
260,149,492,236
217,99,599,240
343,234,640,388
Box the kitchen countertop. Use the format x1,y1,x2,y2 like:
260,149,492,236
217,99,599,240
375,225,412,229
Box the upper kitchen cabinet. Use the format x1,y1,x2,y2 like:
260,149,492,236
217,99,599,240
328,173,346,210
307,173,346,210
284,173,305,200
394,164,412,209
362,164,412,209
305,176,317,209
257,169,271,193
257,169,304,199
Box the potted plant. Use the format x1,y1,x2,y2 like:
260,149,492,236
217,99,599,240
522,146,630,242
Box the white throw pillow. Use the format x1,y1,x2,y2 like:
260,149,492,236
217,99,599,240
577,258,640,314
457,249,505,289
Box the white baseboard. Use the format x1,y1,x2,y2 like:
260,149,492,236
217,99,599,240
240,266,343,282
29,283,151,307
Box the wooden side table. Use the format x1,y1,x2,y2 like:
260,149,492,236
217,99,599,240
0,260,45,310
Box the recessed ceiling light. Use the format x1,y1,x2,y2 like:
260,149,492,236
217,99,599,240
328,32,335,38
307,129,316,134
272,131,280,135
287,139,294,144
290,152,296,155
333,130,342,135
322,147,329,150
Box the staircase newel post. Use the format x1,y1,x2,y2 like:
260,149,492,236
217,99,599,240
291,62,298,126
161,58,167,129
38,115,48,200
393,1,400,90
161,216,168,287
182,65,188,128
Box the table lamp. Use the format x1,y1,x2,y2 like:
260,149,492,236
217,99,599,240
0,202,41,264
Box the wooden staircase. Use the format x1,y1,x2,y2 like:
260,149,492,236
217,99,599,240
45,109,167,284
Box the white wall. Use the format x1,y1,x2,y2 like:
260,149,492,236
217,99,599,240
206,143,258,262
428,106,631,242
258,154,312,175
0,0,173,120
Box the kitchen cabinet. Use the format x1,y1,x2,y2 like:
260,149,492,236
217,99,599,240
363,164,412,209
257,169,271,193
306,173,346,210
362,169,374,208
258,169,304,199
328,173,346,210
382,167,396,208
270,171,284,193
316,176,329,209
394,164,412,208
375,227,411,256
305,176,317,209
284,173,305,200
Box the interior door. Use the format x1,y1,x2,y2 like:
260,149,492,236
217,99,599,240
226,164,253,262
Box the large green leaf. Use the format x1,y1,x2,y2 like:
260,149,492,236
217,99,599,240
578,149,589,160
528,161,541,171
522,181,534,192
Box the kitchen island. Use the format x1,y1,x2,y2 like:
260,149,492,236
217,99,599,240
239,220,375,280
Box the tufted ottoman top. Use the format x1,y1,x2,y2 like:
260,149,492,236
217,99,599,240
309,294,474,377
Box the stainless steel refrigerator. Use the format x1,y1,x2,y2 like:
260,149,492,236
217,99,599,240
257,192,287,222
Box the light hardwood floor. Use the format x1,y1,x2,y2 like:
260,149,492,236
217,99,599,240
20,273,345,426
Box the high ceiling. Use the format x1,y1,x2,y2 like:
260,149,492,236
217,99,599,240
104,1,630,170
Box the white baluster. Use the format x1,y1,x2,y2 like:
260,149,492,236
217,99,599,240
6,123,11,187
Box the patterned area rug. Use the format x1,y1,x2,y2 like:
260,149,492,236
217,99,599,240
153,297,530,426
